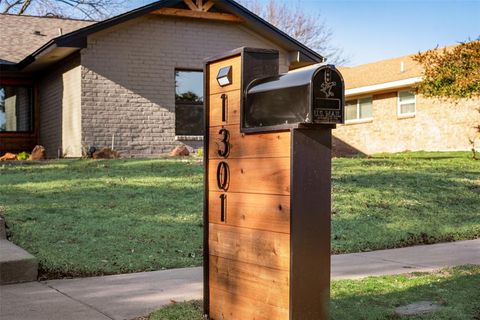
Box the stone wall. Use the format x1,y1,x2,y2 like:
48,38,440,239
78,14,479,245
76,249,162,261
333,90,480,155
80,15,289,157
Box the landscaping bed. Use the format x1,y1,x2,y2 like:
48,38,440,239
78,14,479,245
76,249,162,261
141,266,480,320
0,152,478,278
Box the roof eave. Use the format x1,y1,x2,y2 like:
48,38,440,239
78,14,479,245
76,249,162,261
1,0,324,72
215,0,324,64
345,77,423,97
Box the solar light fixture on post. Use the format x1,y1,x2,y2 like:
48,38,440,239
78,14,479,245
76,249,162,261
204,47,345,320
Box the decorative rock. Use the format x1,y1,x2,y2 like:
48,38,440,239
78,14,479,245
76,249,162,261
92,147,120,159
28,145,46,161
0,153,17,161
395,301,444,317
170,145,190,157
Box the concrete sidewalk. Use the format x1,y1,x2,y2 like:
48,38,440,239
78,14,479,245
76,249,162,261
1,239,478,320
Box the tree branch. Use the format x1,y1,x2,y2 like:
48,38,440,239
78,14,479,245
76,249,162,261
2,0,23,13
18,0,31,14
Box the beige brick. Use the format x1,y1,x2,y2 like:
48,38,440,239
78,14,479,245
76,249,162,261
80,15,289,157
334,92,480,155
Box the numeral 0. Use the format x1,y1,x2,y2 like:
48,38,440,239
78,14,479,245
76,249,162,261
216,161,229,191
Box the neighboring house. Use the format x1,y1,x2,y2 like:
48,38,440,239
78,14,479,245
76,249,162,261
335,53,480,155
0,0,323,158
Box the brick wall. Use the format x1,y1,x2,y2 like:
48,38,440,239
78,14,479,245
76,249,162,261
39,55,81,158
80,15,289,157
333,90,480,155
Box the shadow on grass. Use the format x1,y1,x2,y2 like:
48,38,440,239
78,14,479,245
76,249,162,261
1,157,478,278
0,161,205,278
0,159,203,185
331,168,480,253
330,267,480,320
146,267,480,320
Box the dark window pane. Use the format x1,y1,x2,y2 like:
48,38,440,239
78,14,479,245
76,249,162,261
175,70,204,136
399,90,415,102
175,70,203,103
0,86,33,132
175,104,204,136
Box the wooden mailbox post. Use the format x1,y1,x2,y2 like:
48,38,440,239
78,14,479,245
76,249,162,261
204,47,344,320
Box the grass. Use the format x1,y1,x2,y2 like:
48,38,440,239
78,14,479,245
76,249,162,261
331,151,480,253
142,266,480,320
0,159,204,278
0,151,478,278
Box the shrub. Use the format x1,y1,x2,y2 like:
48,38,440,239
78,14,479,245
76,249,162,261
16,152,31,161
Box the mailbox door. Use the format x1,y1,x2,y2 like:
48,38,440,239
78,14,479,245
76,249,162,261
206,54,292,320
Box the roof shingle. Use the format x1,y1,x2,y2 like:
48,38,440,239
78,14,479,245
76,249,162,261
0,14,94,64
339,54,424,90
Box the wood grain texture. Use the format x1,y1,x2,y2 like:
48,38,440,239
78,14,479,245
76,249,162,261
208,191,290,234
202,0,215,12
209,256,289,308
208,56,242,95
151,8,242,22
209,124,290,159
209,223,290,271
209,91,241,126
183,0,198,10
206,53,294,320
209,286,288,320
208,158,290,195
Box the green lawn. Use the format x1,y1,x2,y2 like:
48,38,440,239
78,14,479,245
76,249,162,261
142,266,480,320
331,151,480,253
0,159,204,278
0,152,478,278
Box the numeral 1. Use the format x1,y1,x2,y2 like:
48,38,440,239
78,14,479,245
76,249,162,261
220,194,227,223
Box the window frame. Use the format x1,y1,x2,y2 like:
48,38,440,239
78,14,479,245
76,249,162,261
174,68,205,138
345,95,374,124
397,89,416,118
0,81,35,134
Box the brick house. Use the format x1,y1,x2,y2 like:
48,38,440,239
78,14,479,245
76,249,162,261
0,0,323,158
334,53,480,155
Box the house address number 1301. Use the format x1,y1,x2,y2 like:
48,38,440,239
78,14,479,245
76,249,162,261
216,94,230,223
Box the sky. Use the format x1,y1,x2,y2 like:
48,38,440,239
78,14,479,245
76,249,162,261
127,0,479,66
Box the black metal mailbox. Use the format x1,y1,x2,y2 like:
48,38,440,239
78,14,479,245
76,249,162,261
243,64,345,133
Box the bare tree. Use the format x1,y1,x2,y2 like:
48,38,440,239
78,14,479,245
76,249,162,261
1,0,125,19
239,0,349,65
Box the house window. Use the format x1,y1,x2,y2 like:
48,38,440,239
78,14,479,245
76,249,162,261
175,70,204,136
398,90,416,117
345,97,373,122
0,86,33,132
